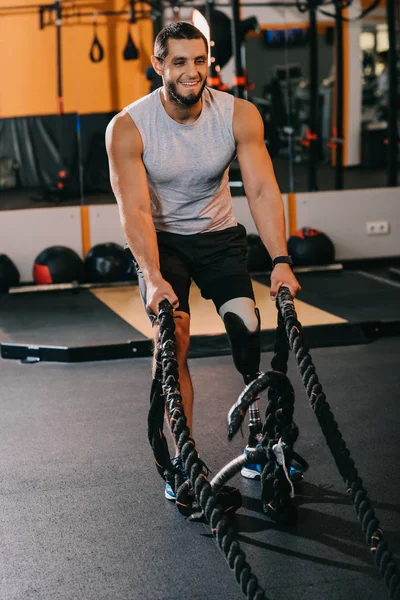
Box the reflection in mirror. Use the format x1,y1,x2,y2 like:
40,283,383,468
245,20,335,193
243,0,398,193
1,0,397,216
0,1,154,213
78,8,155,207
0,5,84,209
244,30,298,194
360,19,397,187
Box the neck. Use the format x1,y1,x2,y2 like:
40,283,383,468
160,87,203,124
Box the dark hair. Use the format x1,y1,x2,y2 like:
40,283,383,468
154,22,208,62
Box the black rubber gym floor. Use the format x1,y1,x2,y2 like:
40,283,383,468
2,270,400,351
0,289,144,345
254,270,400,322
1,337,399,600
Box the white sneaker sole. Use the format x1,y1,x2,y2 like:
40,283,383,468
241,466,261,480
164,489,176,501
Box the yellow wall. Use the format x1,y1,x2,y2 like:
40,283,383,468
0,0,153,118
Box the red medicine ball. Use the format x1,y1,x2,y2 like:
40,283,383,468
33,246,84,285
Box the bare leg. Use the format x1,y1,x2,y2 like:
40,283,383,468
152,311,193,455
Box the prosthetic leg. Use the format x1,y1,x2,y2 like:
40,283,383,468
223,309,263,450
223,306,307,483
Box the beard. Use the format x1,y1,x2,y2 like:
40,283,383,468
165,78,207,107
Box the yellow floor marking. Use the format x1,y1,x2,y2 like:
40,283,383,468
252,280,347,328
188,285,228,336
92,280,346,339
91,287,154,338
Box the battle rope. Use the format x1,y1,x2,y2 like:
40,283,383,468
273,286,400,599
227,369,306,524
152,299,268,600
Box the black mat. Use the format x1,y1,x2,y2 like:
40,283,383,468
0,289,145,345
2,269,399,355
254,269,400,322
1,338,399,600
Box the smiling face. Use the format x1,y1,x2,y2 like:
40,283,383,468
153,38,209,107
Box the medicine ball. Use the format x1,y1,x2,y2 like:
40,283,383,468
33,246,84,284
288,227,335,267
84,242,133,283
0,254,20,292
246,234,272,272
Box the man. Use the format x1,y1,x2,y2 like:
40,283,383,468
106,22,301,500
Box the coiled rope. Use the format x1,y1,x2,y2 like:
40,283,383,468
153,299,268,600
270,286,400,599
150,289,400,599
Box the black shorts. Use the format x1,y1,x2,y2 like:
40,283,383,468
126,223,255,324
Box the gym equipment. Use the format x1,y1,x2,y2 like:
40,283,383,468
123,25,139,60
257,65,306,166
224,309,262,446
226,287,400,598
246,234,272,272
89,13,105,63
84,242,134,283
33,246,84,284
149,300,266,598
249,96,280,158
0,254,20,292
223,310,261,384
288,227,335,266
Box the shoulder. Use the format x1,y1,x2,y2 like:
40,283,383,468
233,97,260,118
125,88,159,113
105,111,143,157
232,98,264,143
205,86,235,107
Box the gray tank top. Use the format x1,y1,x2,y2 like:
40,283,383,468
124,86,238,234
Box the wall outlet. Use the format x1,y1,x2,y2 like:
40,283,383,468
366,220,390,235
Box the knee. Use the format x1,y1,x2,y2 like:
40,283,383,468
152,312,190,363
174,313,190,361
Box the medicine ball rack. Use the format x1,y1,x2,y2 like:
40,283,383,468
7,280,137,294
5,262,343,295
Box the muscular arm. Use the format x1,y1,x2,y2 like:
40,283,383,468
105,112,178,312
233,99,300,298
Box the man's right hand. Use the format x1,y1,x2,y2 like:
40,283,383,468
145,276,179,316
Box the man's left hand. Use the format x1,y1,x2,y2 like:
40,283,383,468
270,263,301,300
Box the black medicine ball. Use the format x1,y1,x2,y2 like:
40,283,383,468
84,242,132,283
246,234,272,272
0,254,20,292
288,227,335,267
33,246,84,284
